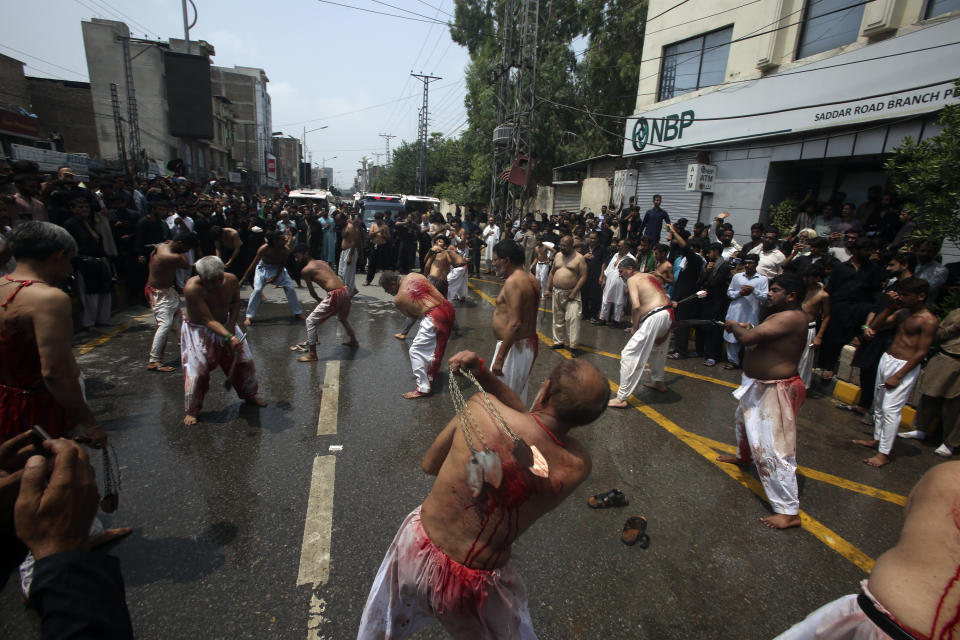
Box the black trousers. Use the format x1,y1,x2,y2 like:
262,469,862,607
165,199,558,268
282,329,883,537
582,282,602,320
673,299,700,356
696,301,726,361
365,245,388,284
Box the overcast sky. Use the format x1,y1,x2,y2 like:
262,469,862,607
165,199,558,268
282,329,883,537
2,0,471,188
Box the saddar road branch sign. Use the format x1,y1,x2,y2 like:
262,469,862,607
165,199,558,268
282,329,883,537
623,19,960,156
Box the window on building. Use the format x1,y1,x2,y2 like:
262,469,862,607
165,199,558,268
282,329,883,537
926,0,960,17
658,26,732,102
796,0,866,60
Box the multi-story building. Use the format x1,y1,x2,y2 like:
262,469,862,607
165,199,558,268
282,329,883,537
210,66,273,189
209,95,237,179
620,0,960,244
272,135,302,190
25,77,99,157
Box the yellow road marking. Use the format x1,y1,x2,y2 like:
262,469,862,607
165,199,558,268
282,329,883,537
471,282,884,572
469,277,503,286
574,343,741,389
469,277,553,313
74,311,153,357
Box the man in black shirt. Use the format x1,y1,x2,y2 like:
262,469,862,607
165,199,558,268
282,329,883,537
666,224,706,360
580,231,607,321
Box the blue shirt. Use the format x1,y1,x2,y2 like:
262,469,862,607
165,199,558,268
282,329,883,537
640,207,670,241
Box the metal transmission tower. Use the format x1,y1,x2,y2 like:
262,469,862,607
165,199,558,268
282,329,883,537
410,73,441,196
489,0,539,220
379,133,395,165
109,83,128,170
120,36,143,177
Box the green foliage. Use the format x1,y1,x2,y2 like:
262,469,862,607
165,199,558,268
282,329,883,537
932,282,960,320
885,80,960,245
768,198,798,237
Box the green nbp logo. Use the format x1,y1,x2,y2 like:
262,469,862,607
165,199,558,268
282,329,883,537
631,110,695,152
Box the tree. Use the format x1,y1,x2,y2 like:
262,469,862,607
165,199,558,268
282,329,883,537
885,80,960,245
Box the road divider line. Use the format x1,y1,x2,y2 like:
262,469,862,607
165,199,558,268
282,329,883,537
317,360,340,436
472,282,879,571
74,311,153,357
298,455,336,586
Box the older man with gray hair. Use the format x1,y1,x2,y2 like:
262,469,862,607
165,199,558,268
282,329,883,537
181,255,266,426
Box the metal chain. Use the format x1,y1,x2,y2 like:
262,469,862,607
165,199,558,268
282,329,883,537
461,370,519,443
448,369,488,451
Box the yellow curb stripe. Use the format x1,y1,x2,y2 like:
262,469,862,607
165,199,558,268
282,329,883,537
74,311,153,357
471,282,879,572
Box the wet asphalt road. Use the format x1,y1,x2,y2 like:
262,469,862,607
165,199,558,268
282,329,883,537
0,274,948,639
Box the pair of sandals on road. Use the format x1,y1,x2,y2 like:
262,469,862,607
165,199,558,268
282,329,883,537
587,488,649,548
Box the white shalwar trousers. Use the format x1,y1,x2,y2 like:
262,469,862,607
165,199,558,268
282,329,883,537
534,262,550,296
246,261,302,320
409,302,455,393
774,581,902,640
492,336,539,405
616,309,672,401
357,506,537,640
338,248,358,294
732,375,806,515
551,288,581,349
447,265,469,300
600,279,626,323
872,352,920,455
798,323,817,388
146,285,180,363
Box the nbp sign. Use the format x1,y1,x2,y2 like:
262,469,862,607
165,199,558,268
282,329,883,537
632,110,695,152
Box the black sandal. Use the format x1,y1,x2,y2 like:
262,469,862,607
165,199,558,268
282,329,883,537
621,515,650,547
587,489,629,509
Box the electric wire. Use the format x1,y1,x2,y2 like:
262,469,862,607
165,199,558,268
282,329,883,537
313,0,447,25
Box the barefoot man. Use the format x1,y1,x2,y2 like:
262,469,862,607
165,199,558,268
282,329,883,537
608,257,674,408
241,230,303,326
396,236,464,340
776,461,960,638
338,214,360,295
211,225,242,274
852,276,937,467
717,273,808,529
290,247,359,362
490,239,541,404
380,271,456,399
544,235,587,355
182,256,266,426
357,351,609,639
145,232,198,372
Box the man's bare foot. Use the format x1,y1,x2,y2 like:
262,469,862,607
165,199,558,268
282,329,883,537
394,333,406,340
342,340,359,347
864,453,891,467
643,381,667,392
184,414,198,426
297,353,319,362
147,363,176,372
716,454,750,466
91,527,133,547
607,398,629,408
243,317,252,327
760,514,801,529
402,390,430,399
246,395,268,407
852,439,878,449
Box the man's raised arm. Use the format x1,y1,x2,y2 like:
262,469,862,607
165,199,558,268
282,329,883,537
724,311,796,347
449,351,526,413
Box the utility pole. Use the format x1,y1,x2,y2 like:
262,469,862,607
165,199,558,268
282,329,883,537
119,36,142,177
489,0,539,220
379,132,395,165
109,83,127,170
410,73,441,196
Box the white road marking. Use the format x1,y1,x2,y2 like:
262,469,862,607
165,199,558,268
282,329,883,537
298,455,336,586
306,592,332,640
317,360,340,436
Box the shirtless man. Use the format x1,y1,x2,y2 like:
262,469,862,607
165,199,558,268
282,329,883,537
364,213,391,286
608,258,674,407
853,277,937,467
211,226,242,273
380,271,456,399
357,350,609,639
798,264,830,389
652,243,674,290
290,249,358,363
776,461,960,639
241,230,303,326
396,236,465,340
182,256,266,426
0,221,106,447
717,273,809,529
338,214,360,295
490,239,541,404
529,239,553,294
544,235,587,355
145,232,199,372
